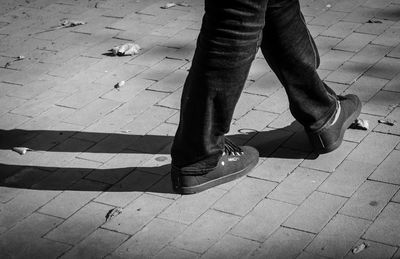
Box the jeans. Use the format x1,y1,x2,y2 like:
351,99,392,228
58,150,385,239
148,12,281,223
171,0,337,168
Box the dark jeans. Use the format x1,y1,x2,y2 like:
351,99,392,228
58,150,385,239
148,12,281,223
171,0,337,168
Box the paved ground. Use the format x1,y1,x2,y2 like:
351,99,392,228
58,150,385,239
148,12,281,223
0,0,400,258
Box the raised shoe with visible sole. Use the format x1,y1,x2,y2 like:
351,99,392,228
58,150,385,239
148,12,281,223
306,94,361,154
171,138,259,194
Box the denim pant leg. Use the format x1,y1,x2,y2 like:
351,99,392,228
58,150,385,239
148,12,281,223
262,0,337,131
171,0,269,168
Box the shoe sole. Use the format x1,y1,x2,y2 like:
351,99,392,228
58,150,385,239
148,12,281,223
310,100,361,154
172,157,259,195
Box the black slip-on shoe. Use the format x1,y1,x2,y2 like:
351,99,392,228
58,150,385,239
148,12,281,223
306,94,362,154
171,138,259,194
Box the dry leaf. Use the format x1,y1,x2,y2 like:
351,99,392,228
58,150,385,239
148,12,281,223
349,119,369,130
378,119,396,126
105,207,123,222
367,19,382,24
110,43,141,56
61,20,87,27
114,80,125,90
12,147,33,155
352,242,368,254
161,2,176,9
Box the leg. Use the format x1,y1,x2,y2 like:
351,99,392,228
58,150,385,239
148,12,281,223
171,0,267,168
262,0,337,131
170,0,266,193
261,0,361,152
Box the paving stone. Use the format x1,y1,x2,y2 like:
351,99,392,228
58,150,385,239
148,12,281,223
347,132,399,165
38,179,108,219
301,141,356,172
249,227,314,259
156,87,183,110
110,218,186,258
153,246,200,259
255,87,289,114
0,95,26,116
147,69,187,93
231,110,278,132
325,61,370,85
334,32,376,52
387,43,400,59
384,73,400,92
374,4,400,21
159,188,225,225
63,98,122,126
146,173,180,200
129,46,178,67
363,202,400,246
249,148,306,182
296,251,328,259
230,199,296,242
202,234,259,259
268,109,303,132
61,228,128,259
364,57,400,80
393,190,400,203
212,177,276,216
31,137,95,169
244,72,281,97
152,20,194,37
0,212,62,244
48,56,100,78
0,189,60,234
281,130,314,152
350,44,391,65
344,240,397,259
341,6,377,23
57,83,111,109
0,213,70,258
171,209,240,254
318,160,376,197
2,166,51,188
248,58,270,81
306,214,371,258
356,19,394,35
121,105,176,135
283,191,347,233
138,58,187,81
344,113,382,143
310,10,348,27
393,249,400,259
77,133,140,163
374,107,400,136
314,36,342,56
18,105,76,131
93,63,148,87
10,89,68,117
321,21,361,39
32,157,101,190
81,90,169,135
340,180,399,220
102,194,172,235
344,76,389,102
233,92,266,120
369,150,400,185
0,186,22,203
44,202,113,245
268,167,329,205
94,170,162,207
